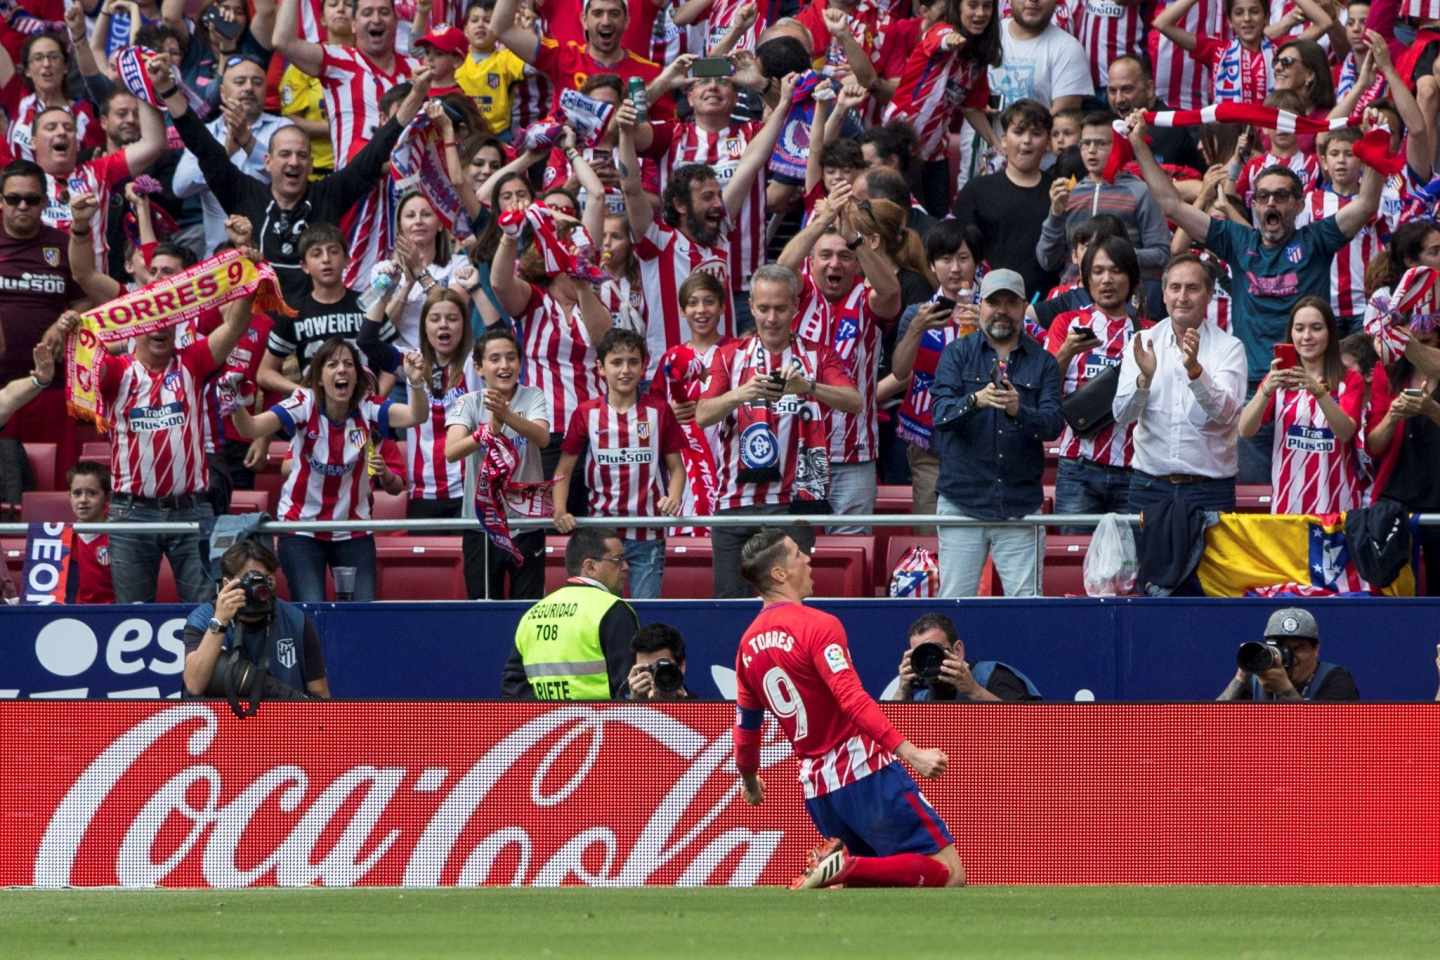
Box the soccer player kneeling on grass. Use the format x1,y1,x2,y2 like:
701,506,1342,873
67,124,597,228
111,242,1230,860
731,528,965,888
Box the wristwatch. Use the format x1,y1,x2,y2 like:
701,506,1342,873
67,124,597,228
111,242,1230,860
207,617,228,634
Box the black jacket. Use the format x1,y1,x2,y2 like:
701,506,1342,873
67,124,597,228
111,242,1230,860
171,107,403,303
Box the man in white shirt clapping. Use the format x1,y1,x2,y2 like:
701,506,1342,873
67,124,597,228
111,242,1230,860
1113,254,1247,516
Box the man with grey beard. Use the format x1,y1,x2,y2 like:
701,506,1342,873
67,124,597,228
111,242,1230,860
173,55,295,255
929,269,1063,598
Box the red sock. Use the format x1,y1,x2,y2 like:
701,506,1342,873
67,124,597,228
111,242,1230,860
840,853,950,887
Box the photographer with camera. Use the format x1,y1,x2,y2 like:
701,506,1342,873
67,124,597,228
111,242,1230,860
888,614,1042,703
1217,607,1358,702
182,539,330,712
626,624,692,701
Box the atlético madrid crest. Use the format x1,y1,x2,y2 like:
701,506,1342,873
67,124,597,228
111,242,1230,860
43,247,60,267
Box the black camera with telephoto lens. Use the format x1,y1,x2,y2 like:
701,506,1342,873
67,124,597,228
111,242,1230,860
909,641,950,688
1237,640,1295,674
649,659,683,694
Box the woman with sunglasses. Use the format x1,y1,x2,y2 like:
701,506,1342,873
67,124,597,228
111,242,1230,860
1272,38,1336,152
231,337,431,602
3,32,103,162
1154,0,1275,106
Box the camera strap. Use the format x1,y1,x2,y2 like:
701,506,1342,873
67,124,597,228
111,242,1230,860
225,617,277,720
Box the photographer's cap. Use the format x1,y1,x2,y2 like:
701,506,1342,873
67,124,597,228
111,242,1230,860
979,268,1025,302
1264,607,1319,642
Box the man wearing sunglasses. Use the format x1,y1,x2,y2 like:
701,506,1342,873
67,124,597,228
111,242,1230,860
1124,108,1382,483
502,527,639,701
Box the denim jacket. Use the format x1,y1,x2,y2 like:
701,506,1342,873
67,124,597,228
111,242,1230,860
930,333,1063,520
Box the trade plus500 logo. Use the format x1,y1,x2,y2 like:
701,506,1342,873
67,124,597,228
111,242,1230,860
10,617,187,699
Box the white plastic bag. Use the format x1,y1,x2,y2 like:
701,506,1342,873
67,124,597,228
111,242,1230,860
1083,514,1137,597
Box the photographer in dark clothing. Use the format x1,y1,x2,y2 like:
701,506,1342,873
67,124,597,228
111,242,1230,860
182,539,329,701
627,623,692,701
888,614,1041,703
1217,607,1358,702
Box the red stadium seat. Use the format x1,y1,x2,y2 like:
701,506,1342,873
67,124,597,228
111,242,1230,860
79,441,110,463
809,535,872,597
227,490,270,514
874,485,912,514
252,472,284,514
2,538,23,584
22,443,57,491
1044,535,1091,597
663,536,714,599
370,490,408,528
1041,446,1060,488
1234,484,1274,513
374,536,465,600
155,557,179,603
19,491,72,523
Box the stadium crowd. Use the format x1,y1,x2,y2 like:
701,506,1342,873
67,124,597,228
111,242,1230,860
2,0,1440,606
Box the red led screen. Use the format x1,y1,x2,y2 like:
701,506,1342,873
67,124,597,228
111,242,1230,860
3,702,1439,886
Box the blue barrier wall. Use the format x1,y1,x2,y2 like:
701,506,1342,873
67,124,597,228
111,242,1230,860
4,598,1438,701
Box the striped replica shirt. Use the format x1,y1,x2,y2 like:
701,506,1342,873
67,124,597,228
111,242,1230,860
518,283,602,435
42,149,131,264
1295,183,1401,319
646,119,766,294
734,602,903,800
1077,0,1148,89
882,23,990,162
701,335,849,510
1194,35,1274,106
98,341,218,499
794,274,885,464
634,220,735,378
1044,305,1144,468
373,345,483,500
1235,149,1320,205
6,93,100,162
561,397,686,541
1149,0,1228,110
1262,371,1366,516
318,45,419,163
271,390,394,541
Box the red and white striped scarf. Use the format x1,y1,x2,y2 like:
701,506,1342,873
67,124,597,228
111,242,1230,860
1368,266,1440,363
498,201,578,276
1105,103,1404,182
660,344,719,517
471,424,556,561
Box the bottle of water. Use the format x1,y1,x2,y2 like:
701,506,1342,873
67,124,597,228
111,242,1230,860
357,262,399,311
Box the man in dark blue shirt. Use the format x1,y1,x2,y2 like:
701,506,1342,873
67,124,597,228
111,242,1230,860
930,269,1063,597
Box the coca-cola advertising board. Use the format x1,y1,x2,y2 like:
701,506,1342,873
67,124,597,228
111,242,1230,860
5,702,1440,887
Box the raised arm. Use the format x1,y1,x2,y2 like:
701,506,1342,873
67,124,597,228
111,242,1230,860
1334,165,1382,238
804,95,834,196
1153,0,1202,54
122,92,168,177
574,278,614,346
477,146,547,209
1367,34,1432,180
66,193,123,304
491,229,536,318
822,8,877,92
778,181,848,271
491,0,539,63
1125,110,1213,242
723,73,797,220
1289,0,1335,42
387,353,433,429
273,0,326,76
615,100,655,241
560,128,608,247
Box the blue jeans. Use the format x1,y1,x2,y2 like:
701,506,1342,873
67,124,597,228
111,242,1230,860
827,460,878,534
1054,458,1132,533
1127,471,1237,517
108,496,216,604
279,534,377,602
936,494,1043,597
624,537,665,600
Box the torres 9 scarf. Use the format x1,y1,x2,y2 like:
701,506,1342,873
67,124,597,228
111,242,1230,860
65,250,292,427
658,343,719,518
1104,103,1404,183
470,423,555,562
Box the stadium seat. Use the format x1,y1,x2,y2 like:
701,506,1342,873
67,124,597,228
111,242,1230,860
663,536,714,599
1044,535,1092,597
809,535,872,597
375,537,465,600
79,441,110,463
371,490,408,527
2,538,23,584
22,443,57,491
1041,446,1060,488
1234,484,1274,513
19,491,72,523
227,490,270,515
252,472,284,514
874,485,912,514
155,557,179,603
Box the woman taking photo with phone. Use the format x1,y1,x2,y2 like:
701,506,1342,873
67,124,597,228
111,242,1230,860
1239,296,1363,515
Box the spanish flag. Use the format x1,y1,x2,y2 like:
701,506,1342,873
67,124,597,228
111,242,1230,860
1197,513,1417,597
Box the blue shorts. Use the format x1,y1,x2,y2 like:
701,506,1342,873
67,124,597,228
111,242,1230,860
803,762,954,857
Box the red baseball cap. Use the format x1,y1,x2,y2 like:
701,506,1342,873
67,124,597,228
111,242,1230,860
415,24,467,58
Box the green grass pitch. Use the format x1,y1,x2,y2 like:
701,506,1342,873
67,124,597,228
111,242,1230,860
5,887,1440,958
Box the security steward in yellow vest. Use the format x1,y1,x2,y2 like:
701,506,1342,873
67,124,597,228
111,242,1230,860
503,528,639,700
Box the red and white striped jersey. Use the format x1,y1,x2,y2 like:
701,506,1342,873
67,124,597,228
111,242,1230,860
1264,371,1365,515
701,335,849,510
98,341,217,499
702,0,768,52
318,45,420,163
734,602,903,799
882,23,989,162
1295,186,1390,319
42,150,130,264
794,275,884,464
1149,0,1227,110
1077,0,1147,88
6,93,100,162
1235,149,1320,203
409,353,483,500
1208,286,1232,331
297,0,324,40
647,119,766,293
1402,0,1440,21
69,532,114,604
561,397,686,541
272,390,393,541
1044,305,1142,468
518,284,601,434
510,71,553,132
634,220,735,378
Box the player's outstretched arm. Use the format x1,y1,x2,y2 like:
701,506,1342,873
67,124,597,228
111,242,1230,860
895,742,948,780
